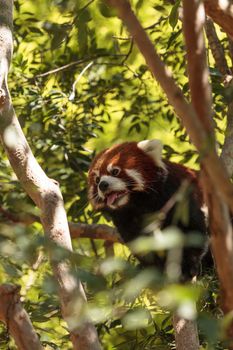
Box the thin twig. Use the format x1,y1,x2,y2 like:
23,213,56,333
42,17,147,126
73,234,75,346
205,17,230,76
69,61,94,100
121,38,134,64
35,54,124,79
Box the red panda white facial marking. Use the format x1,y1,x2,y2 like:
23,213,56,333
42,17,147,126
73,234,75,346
125,169,145,191
88,139,165,211
97,174,129,209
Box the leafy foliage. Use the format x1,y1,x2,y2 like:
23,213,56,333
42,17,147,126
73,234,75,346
0,0,231,348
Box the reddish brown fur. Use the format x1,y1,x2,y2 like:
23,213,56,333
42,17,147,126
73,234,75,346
164,160,203,205
88,142,203,203
88,142,161,191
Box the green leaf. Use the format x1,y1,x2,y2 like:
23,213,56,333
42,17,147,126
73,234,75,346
78,22,88,55
136,0,144,10
98,2,117,18
153,5,165,12
169,0,180,29
122,308,152,330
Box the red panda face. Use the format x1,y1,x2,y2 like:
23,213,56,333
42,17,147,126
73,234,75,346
88,140,166,210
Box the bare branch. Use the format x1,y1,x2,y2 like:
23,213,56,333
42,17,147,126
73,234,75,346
69,222,121,242
221,99,233,176
173,314,199,350
182,0,233,341
0,1,102,349
205,17,230,76
204,18,233,176
229,37,233,67
204,17,233,177
34,54,125,79
0,284,43,350
175,2,210,348
0,206,121,242
182,0,213,133
0,0,12,100
204,0,233,40
201,171,233,346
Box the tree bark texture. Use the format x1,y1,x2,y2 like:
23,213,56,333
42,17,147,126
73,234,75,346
205,17,229,76
0,207,120,242
182,0,214,134
0,1,102,349
182,0,233,344
173,314,199,350
0,284,43,350
204,18,233,176
221,97,233,176
204,0,233,40
202,172,233,348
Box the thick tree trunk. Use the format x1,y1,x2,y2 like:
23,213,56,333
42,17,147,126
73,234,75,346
0,284,43,350
173,314,199,350
0,1,102,349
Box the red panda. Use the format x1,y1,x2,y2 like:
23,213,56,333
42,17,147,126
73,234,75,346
88,139,210,280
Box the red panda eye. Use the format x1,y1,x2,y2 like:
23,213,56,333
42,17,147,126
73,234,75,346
111,168,120,176
95,176,100,184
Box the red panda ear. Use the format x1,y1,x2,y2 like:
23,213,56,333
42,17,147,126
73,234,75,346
137,139,166,169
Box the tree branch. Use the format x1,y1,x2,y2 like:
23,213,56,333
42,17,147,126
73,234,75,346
204,18,233,176
182,0,213,133
205,17,230,76
0,284,43,350
221,98,233,176
173,313,199,350
204,17,233,176
229,37,233,68
69,222,121,242
183,0,233,344
204,0,233,40
0,1,102,349
34,54,124,79
177,1,212,348
201,171,233,348
0,206,121,243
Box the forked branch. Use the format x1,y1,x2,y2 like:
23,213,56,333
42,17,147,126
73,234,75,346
204,0,233,40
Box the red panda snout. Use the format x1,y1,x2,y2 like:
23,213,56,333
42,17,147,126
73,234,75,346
97,175,129,209
88,170,130,210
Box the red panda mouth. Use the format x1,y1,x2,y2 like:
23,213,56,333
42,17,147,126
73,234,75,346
105,191,128,206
